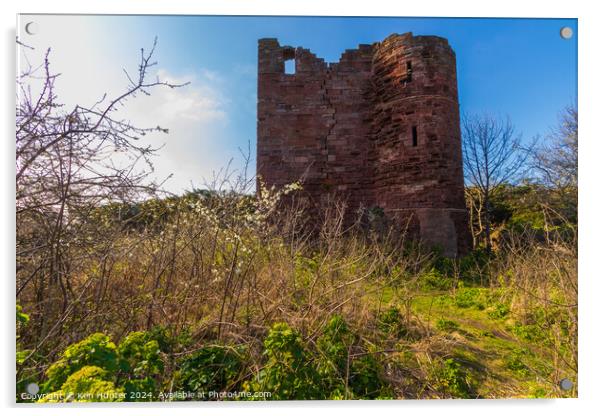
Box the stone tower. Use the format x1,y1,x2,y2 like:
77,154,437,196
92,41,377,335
257,32,471,256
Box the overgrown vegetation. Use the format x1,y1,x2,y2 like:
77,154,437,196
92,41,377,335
15,42,577,401
15,177,577,401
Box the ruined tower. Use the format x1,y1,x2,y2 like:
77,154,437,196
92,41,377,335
257,33,471,256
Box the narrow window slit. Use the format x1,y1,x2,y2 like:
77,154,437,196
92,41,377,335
412,126,418,147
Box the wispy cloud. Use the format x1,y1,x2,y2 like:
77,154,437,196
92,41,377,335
18,15,235,194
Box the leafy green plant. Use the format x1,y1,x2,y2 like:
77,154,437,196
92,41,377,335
16,304,29,326
430,358,473,398
42,333,118,394
436,318,460,332
378,307,409,338
348,352,391,399
39,329,171,402
117,331,164,399
504,348,531,378
244,322,322,400
511,323,546,342
16,304,30,365
315,315,354,398
176,344,245,397
16,304,37,401
453,287,487,310
39,366,124,403
419,268,453,291
487,302,510,320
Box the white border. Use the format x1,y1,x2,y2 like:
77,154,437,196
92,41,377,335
2,1,600,416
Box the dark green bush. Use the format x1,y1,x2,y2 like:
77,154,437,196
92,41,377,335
244,322,322,400
349,353,390,399
117,331,164,400
176,345,245,397
504,348,531,378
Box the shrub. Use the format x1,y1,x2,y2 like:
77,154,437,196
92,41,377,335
43,333,118,393
16,304,31,366
430,358,473,398
39,366,124,403
315,315,354,398
176,345,245,397
244,322,322,400
41,330,169,402
511,323,546,342
349,352,390,399
16,304,29,326
117,331,164,399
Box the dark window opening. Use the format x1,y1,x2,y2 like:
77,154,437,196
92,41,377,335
285,58,296,75
412,126,418,147
406,61,413,82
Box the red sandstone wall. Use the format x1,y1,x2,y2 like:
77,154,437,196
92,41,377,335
257,33,472,256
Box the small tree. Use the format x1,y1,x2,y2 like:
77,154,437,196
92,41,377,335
462,114,531,251
16,38,185,366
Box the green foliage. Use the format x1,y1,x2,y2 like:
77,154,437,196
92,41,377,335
117,331,164,399
487,302,510,320
458,248,492,283
430,358,473,398
16,304,31,365
16,304,29,326
377,307,408,338
39,329,170,402
317,315,354,371
315,315,354,398
419,268,453,291
39,366,124,403
504,348,531,378
511,323,546,342
436,318,460,332
294,254,320,289
245,322,322,400
176,345,245,397
146,325,193,353
43,333,118,394
315,315,392,399
507,307,551,343
477,182,577,244
453,286,488,310
348,353,390,399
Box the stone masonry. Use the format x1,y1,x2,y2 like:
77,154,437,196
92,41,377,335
257,33,471,256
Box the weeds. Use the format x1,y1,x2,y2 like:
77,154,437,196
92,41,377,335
16,178,577,400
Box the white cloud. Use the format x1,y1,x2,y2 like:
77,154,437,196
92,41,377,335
132,69,227,124
18,15,235,194
122,69,233,193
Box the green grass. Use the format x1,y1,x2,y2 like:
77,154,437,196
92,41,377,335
406,289,570,398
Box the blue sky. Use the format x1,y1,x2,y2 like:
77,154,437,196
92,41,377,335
19,15,577,193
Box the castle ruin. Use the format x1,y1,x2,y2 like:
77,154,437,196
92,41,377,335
257,33,471,256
